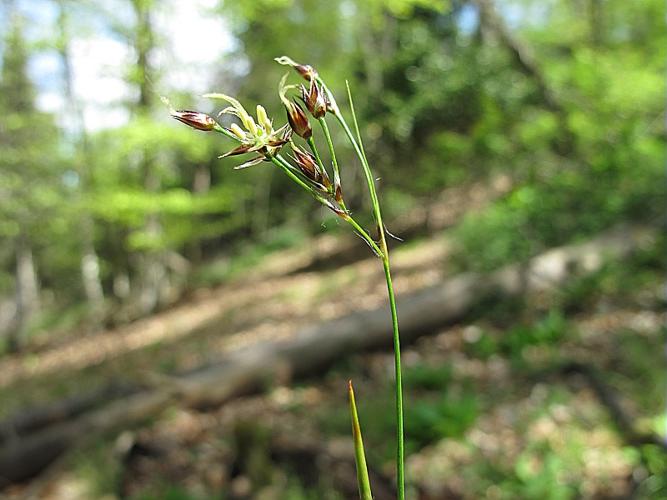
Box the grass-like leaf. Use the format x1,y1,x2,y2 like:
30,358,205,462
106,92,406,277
349,380,373,500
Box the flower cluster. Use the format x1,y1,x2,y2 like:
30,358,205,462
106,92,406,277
169,56,343,212
206,94,292,169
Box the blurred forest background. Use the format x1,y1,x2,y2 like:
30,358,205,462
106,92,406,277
0,0,665,498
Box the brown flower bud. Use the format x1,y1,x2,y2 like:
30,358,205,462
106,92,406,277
170,110,217,131
300,81,327,118
292,145,331,189
335,183,344,204
295,64,317,81
284,100,312,139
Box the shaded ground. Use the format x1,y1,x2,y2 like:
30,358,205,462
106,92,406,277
0,176,664,498
8,304,663,499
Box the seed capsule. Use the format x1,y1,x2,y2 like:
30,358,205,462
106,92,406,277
285,100,312,139
301,81,327,118
291,145,331,189
170,110,217,131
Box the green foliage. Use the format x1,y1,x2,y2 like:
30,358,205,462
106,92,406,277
405,391,478,449
503,449,578,500
71,440,123,497
403,364,480,452
2,0,663,331
502,310,568,359
318,363,478,462
464,310,569,366
637,444,667,498
445,0,665,273
455,152,662,272
558,234,665,312
402,363,452,391
280,479,345,500
609,328,667,414
131,486,203,500
463,328,499,361
0,15,64,241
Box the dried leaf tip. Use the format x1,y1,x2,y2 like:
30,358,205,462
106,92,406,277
275,55,318,81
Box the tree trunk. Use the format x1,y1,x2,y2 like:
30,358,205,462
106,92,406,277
187,163,212,264
8,231,39,353
589,0,603,47
80,232,105,321
0,383,137,445
138,163,169,314
57,0,105,326
131,0,169,314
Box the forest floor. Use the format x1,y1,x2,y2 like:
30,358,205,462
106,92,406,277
1,178,664,499
0,175,513,415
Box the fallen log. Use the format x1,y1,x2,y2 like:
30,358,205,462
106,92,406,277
0,383,137,446
0,225,654,486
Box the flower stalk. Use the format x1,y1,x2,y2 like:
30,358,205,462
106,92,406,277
277,56,405,500
170,56,405,500
341,81,405,500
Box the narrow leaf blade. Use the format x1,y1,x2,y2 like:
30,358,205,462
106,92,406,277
349,380,373,500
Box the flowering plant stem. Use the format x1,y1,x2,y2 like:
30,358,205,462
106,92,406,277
276,114,405,499
324,79,406,500
172,58,405,499
317,117,344,204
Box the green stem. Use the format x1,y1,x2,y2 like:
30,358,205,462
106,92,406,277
331,84,405,500
318,118,339,177
335,113,383,229
382,256,404,499
212,123,239,141
306,136,327,177
341,213,383,258
317,117,346,208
